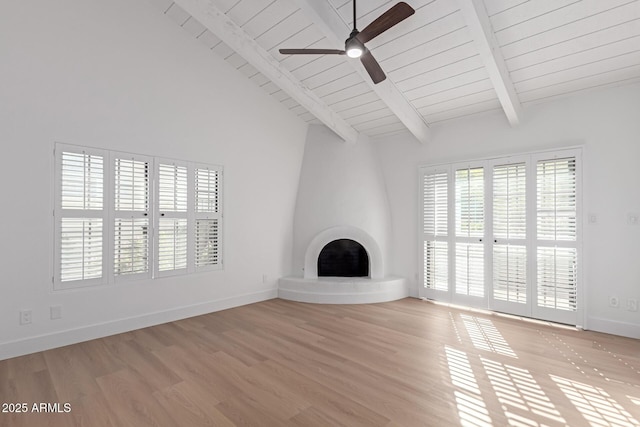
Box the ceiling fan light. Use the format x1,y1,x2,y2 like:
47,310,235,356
346,46,363,58
345,36,364,58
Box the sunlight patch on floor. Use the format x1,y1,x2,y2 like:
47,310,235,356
461,314,517,358
445,345,493,427
551,375,640,427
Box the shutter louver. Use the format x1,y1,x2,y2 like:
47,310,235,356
60,218,103,281
158,219,188,271
157,163,188,274
493,163,527,304
423,170,448,291
424,241,448,291
456,243,484,297
537,247,577,311
423,172,448,236
59,151,105,284
456,168,484,238
537,158,576,241
194,166,222,269
196,219,219,267
61,151,103,210
493,163,526,240
113,157,150,277
493,245,527,303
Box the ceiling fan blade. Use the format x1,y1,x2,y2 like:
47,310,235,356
360,50,386,84
356,2,415,44
279,49,345,55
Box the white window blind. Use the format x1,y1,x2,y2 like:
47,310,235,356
57,149,106,287
537,247,577,311
456,243,484,297
493,163,527,304
455,167,484,297
195,166,222,269
537,158,576,241
536,157,578,312
493,163,526,240
157,162,188,274
456,167,484,238
113,157,150,278
423,170,448,290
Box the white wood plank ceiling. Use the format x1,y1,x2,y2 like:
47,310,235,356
147,0,640,142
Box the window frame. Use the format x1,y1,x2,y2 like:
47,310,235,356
53,143,224,290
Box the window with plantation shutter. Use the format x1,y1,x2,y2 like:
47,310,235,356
455,166,485,298
419,148,580,325
54,144,224,288
195,166,223,269
422,170,448,291
55,147,106,288
156,162,188,275
113,156,151,278
492,163,527,305
536,157,578,313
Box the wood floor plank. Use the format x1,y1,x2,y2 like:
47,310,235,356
1,298,639,427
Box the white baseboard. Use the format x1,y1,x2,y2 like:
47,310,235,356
586,316,640,339
0,289,277,361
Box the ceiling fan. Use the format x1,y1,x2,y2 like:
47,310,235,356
279,1,415,84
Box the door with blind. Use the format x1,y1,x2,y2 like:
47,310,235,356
452,163,487,308
420,149,581,325
489,158,529,316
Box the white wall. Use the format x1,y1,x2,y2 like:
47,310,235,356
292,125,392,277
373,82,640,338
0,0,307,359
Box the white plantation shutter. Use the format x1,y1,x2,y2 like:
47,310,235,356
493,163,526,240
56,148,106,288
536,156,579,314
422,170,448,291
537,247,577,310
493,245,527,303
157,162,188,275
455,167,485,298
456,243,484,297
456,167,484,239
113,156,151,278
537,158,577,241
195,166,223,269
492,163,527,304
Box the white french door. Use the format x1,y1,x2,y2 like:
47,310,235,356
452,163,487,308
420,149,581,325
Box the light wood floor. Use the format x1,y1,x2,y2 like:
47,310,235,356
1,298,639,427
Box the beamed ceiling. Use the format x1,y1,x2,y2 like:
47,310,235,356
148,0,640,143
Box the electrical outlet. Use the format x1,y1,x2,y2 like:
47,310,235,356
262,274,268,284
628,213,639,225
628,299,638,312
50,305,62,320
19,309,32,325
609,296,619,308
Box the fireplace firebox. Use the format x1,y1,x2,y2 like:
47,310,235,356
317,239,369,277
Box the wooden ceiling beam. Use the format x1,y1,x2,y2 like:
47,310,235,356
294,0,431,144
459,0,522,126
173,0,359,143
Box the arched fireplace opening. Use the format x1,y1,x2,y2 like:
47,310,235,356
317,239,369,277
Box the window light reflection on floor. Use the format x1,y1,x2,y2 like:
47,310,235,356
482,357,566,425
461,314,517,358
445,345,493,427
551,375,640,427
